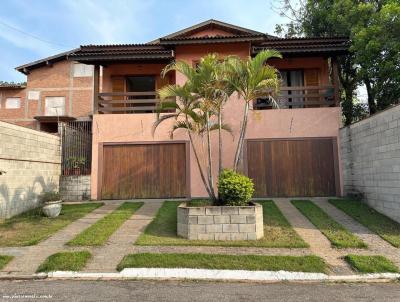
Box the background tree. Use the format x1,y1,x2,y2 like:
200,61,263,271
274,0,400,124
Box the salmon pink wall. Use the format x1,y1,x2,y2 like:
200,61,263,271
91,44,342,200
91,105,342,199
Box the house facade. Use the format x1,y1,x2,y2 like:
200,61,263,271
1,20,348,200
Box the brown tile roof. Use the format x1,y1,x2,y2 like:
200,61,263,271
253,37,349,55
69,45,173,62
15,48,79,75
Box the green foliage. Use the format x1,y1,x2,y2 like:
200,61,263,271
39,191,61,203
217,169,254,206
0,255,13,270
156,52,281,200
345,255,399,273
137,200,307,248
37,251,92,273
67,202,143,246
291,200,366,248
66,156,86,169
329,199,400,247
0,203,103,246
118,253,327,273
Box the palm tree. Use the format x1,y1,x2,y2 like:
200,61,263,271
154,59,232,202
225,50,282,171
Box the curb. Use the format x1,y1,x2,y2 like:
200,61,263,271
0,273,47,280
1,269,399,283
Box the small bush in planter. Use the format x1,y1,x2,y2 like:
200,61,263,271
40,191,61,203
218,169,254,206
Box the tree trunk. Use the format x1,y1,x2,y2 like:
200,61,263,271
364,77,377,115
218,108,223,175
185,117,213,199
233,101,249,171
205,112,217,201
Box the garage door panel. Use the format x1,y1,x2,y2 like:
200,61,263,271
101,143,187,199
247,138,337,197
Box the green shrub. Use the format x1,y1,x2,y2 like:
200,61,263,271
218,169,254,206
40,191,61,203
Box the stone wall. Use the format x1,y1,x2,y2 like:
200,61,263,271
340,105,400,222
60,175,91,201
177,203,264,240
0,121,61,219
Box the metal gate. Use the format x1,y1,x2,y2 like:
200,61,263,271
60,121,92,176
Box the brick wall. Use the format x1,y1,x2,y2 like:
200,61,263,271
0,60,94,130
0,121,61,219
340,105,400,222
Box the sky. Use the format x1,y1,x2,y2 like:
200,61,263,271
0,0,285,82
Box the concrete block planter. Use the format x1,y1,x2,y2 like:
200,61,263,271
177,203,263,240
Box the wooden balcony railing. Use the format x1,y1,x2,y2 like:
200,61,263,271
254,85,338,110
96,86,338,114
97,92,160,113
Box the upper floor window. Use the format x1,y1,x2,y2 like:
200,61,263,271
45,96,65,116
73,63,94,77
5,97,21,109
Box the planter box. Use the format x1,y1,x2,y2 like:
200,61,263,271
177,203,263,241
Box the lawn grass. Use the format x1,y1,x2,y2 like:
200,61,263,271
344,255,399,273
0,255,13,270
0,203,103,247
136,200,308,248
291,200,366,248
117,253,327,273
36,251,92,273
67,202,143,246
329,199,400,248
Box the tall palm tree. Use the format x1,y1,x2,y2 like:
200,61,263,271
225,50,282,171
154,59,232,201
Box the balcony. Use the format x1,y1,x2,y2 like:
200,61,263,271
97,91,160,114
254,85,338,110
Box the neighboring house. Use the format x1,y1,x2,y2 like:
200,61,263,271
1,19,348,200
0,49,94,132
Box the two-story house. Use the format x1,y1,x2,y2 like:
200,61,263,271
1,19,348,200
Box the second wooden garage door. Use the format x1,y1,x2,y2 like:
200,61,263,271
101,143,188,199
247,138,337,197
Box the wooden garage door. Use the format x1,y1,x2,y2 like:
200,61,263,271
247,138,337,197
101,143,187,199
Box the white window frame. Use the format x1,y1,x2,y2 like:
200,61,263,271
5,97,21,109
45,96,65,116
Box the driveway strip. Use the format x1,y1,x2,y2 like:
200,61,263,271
1,203,121,274
273,198,353,274
312,198,400,267
85,201,163,272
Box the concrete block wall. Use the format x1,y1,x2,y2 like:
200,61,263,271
177,203,264,240
0,121,61,219
60,175,91,201
340,105,400,222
